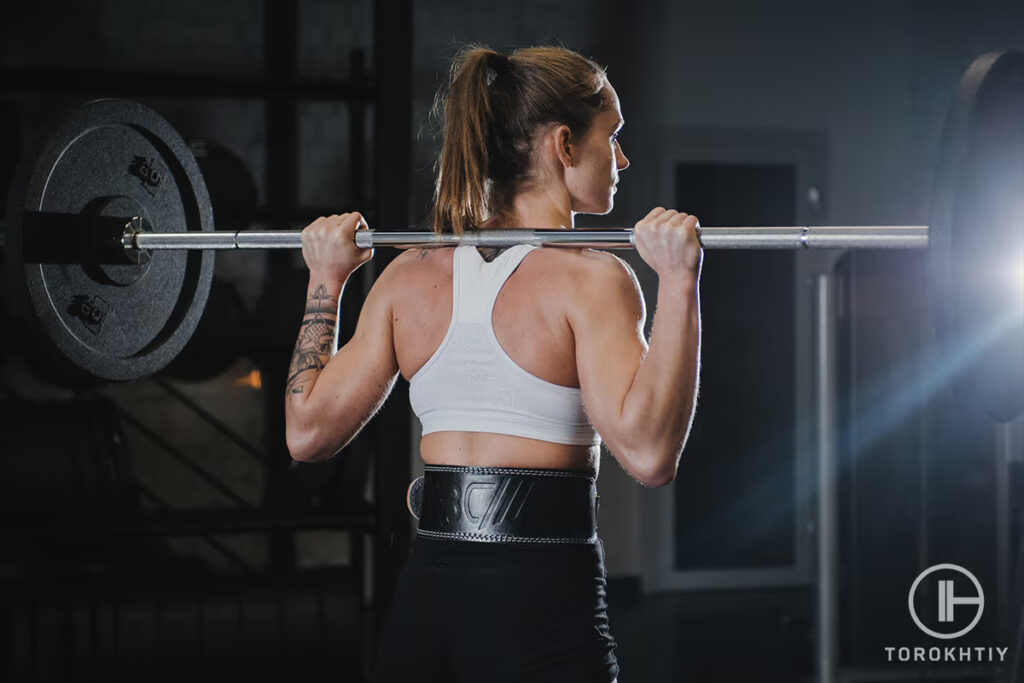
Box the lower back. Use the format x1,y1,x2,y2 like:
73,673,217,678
420,431,600,476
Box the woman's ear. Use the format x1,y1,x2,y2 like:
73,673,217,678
554,124,574,168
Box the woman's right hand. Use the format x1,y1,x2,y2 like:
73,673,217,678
633,207,703,278
301,212,373,281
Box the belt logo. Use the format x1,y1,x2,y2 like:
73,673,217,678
431,477,534,531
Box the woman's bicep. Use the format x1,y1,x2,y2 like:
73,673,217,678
571,255,648,458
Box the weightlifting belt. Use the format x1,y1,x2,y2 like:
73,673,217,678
412,465,598,544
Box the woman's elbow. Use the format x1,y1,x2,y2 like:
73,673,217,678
605,428,679,487
287,423,353,463
286,420,327,463
623,448,680,488
288,447,318,463
636,459,678,487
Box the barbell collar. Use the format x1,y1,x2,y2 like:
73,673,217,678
128,225,929,252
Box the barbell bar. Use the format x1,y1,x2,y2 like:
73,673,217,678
124,225,930,252
3,51,1023,423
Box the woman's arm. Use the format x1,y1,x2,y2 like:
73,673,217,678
284,214,400,463
571,208,702,487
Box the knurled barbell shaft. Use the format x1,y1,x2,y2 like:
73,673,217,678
128,226,929,251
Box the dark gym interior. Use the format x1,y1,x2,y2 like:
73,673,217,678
2,2,1023,682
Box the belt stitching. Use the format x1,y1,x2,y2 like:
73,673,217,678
423,465,594,480
417,528,596,544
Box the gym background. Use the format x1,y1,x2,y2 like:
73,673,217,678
0,1,1021,682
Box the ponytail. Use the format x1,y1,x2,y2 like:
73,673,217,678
431,45,609,235
431,47,506,236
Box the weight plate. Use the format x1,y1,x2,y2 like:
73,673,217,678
930,52,1024,422
162,277,247,381
189,139,258,232
5,99,214,383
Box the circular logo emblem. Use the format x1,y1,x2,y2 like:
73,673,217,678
908,563,984,639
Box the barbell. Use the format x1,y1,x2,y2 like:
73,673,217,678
125,225,929,251
3,52,1023,421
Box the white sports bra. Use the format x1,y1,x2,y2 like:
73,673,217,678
408,243,601,446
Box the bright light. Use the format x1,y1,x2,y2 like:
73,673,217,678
234,369,262,390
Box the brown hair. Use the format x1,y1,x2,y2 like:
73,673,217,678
430,45,610,235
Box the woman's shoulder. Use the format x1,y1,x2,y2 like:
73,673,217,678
380,246,454,278
359,247,453,305
527,248,644,323
372,246,640,297
552,247,642,292
491,246,644,339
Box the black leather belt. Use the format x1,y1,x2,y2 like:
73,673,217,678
408,465,598,544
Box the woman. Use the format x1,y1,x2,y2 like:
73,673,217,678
285,45,702,682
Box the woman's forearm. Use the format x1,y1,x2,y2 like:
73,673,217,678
284,274,348,460
619,273,701,482
285,275,347,397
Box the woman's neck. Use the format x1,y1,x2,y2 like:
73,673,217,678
486,186,573,230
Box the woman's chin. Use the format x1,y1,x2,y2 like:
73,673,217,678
602,194,616,214
574,195,615,216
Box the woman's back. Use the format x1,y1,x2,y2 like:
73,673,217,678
285,43,700,487
391,244,603,474
287,43,702,683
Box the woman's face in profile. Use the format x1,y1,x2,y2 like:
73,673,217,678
565,84,630,217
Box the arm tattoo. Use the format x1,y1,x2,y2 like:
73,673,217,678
286,283,338,395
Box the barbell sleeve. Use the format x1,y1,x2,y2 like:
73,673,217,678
128,225,929,252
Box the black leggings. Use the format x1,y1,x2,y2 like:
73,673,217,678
378,536,620,682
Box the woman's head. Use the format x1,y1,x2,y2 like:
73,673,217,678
431,45,628,235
